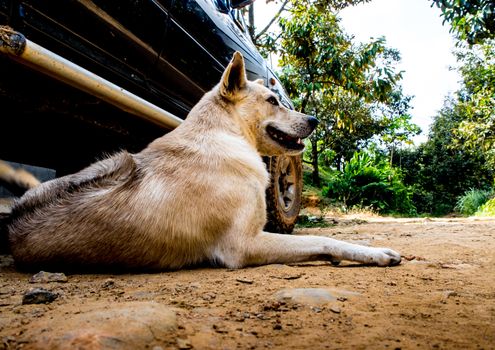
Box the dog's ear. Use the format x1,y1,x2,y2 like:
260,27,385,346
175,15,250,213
220,51,247,99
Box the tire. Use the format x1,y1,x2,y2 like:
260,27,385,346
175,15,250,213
264,155,303,234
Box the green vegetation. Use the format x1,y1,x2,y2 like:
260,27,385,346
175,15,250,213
322,151,415,215
431,0,494,44
476,197,495,216
295,214,336,228
245,1,495,217
455,189,493,216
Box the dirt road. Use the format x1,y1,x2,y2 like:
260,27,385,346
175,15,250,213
0,216,494,350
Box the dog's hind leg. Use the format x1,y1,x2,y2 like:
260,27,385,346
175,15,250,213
223,232,401,268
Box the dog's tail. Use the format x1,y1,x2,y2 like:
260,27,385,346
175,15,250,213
0,160,41,254
0,212,10,254
0,160,40,196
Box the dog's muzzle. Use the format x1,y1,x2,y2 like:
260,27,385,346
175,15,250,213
266,115,319,151
266,125,305,151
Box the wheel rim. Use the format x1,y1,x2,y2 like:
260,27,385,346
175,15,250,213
277,156,296,212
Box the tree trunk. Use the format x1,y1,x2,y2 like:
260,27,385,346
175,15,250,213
248,4,256,43
311,138,320,187
390,146,394,167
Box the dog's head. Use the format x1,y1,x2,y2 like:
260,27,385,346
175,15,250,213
218,52,318,156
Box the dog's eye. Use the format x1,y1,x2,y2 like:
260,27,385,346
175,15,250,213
266,96,279,106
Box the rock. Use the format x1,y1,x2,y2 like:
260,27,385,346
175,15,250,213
201,292,216,301
177,338,193,349
28,301,176,350
212,323,228,334
22,288,58,304
29,271,68,283
100,279,116,289
273,288,360,307
274,288,337,306
330,306,341,314
235,277,254,284
443,290,458,298
269,273,303,280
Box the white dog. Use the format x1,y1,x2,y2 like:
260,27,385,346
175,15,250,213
6,52,401,271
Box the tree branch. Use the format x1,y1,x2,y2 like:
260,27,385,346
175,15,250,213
255,0,290,40
248,5,256,41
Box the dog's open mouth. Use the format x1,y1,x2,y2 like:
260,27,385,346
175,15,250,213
266,125,304,151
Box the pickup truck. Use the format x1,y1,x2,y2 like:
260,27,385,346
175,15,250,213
0,0,303,233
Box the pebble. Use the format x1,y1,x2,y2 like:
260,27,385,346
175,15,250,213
29,271,67,283
176,338,193,349
274,288,337,306
100,278,116,289
22,288,58,305
236,277,254,284
269,273,303,280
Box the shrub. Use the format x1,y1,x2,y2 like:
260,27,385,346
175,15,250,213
455,188,493,216
324,151,416,215
475,197,495,216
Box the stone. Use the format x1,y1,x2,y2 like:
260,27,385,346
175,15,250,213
27,301,176,350
274,288,337,306
22,288,58,304
29,271,68,283
273,288,360,307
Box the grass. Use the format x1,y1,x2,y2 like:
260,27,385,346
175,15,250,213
455,188,493,216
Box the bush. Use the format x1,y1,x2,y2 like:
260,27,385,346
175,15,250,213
475,197,495,216
323,151,416,215
455,188,493,216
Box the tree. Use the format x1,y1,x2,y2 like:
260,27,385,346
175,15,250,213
301,88,380,184
431,0,495,44
245,0,371,46
376,88,421,166
452,39,495,167
397,98,493,215
272,4,403,185
396,37,494,215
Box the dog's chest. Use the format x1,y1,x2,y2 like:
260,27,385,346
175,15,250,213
207,131,269,185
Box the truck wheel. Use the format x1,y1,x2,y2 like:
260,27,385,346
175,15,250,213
264,155,303,234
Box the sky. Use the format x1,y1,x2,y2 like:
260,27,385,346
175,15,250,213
253,0,461,145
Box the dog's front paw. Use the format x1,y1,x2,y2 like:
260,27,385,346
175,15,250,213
373,248,401,266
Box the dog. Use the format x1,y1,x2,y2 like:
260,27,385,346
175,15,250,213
4,52,401,271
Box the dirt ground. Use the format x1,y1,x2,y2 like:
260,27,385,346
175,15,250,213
0,215,494,350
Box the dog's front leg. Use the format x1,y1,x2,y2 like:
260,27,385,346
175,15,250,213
232,232,401,268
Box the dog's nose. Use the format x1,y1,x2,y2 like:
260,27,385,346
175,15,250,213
307,116,319,129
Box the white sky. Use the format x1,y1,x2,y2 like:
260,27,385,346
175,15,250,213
253,0,461,145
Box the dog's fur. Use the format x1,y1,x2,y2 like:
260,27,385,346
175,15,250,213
5,52,401,271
